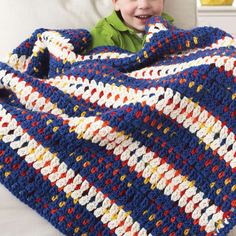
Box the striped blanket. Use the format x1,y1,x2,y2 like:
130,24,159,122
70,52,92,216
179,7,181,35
0,17,236,236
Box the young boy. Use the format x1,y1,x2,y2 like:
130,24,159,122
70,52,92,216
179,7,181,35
89,0,173,53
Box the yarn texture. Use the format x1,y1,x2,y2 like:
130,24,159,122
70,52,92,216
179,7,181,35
0,17,236,236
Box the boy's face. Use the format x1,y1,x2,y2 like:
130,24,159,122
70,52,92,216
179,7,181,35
112,0,164,33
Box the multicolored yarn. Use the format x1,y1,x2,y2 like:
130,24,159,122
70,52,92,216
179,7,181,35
0,17,236,236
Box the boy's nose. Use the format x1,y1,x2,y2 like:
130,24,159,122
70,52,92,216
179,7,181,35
137,0,151,9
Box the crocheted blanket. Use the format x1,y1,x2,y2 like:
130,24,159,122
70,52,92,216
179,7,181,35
0,17,236,236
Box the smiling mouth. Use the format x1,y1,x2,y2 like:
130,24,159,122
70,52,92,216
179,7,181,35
135,15,152,20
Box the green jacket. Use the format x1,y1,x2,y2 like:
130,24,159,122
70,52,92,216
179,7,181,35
89,11,174,53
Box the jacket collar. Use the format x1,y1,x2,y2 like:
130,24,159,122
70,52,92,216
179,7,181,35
106,11,135,33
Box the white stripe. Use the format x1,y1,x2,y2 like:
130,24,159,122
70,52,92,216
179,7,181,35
41,31,132,63
0,71,66,116
127,55,236,79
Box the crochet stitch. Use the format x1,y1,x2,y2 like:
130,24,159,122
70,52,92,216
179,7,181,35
0,17,236,236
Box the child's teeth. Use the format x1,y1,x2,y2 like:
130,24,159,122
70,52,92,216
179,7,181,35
138,16,149,19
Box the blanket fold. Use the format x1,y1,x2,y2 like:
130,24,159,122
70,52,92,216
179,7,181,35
0,16,236,236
